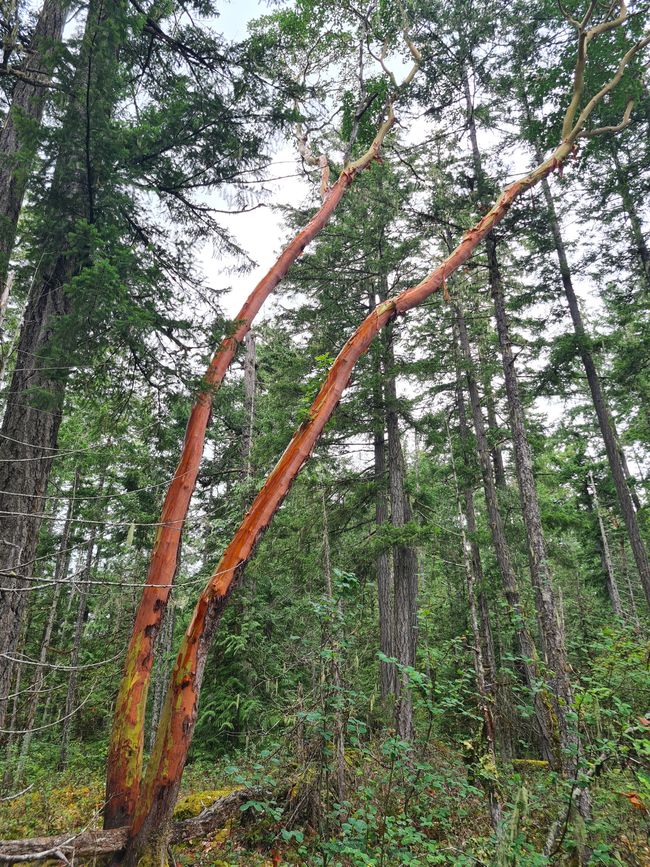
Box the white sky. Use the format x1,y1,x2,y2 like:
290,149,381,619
198,1,311,319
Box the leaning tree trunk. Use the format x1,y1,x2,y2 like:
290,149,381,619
121,125,591,862
0,0,69,300
104,110,399,830
384,326,418,742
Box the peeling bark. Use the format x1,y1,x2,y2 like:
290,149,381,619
123,133,583,862
104,107,397,831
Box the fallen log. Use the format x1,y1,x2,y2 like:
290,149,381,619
0,788,264,864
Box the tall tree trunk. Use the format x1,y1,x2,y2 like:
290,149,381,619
455,309,559,765
58,528,97,770
618,536,641,629
489,245,575,761
454,368,506,760
384,327,418,742
0,0,117,729
240,332,256,481
372,353,394,701
0,0,69,301
536,155,650,610
477,345,507,490
611,150,650,290
14,473,78,779
588,471,624,619
446,406,501,828
321,490,345,806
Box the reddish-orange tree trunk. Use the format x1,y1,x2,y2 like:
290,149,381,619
104,113,396,830
122,140,578,864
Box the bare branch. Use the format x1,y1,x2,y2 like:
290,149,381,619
579,97,634,136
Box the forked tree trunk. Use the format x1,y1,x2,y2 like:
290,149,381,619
122,136,581,863
0,0,69,299
104,111,397,830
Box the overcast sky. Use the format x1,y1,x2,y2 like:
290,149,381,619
199,1,311,319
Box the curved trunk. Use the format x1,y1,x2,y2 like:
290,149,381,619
104,111,396,830
121,141,574,863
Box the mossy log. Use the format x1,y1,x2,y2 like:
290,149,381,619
0,787,265,864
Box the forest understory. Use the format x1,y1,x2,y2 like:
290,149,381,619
0,0,649,864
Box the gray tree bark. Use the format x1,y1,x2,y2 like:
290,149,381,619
588,471,624,619
539,172,650,610
0,0,118,725
455,309,558,765
14,472,78,779
611,150,650,290
372,339,395,701
148,602,175,753
240,331,256,480
384,327,418,742
58,528,98,769
0,0,69,300
446,402,501,827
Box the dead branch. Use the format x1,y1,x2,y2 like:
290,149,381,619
0,788,267,864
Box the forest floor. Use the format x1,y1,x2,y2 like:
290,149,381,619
1,740,649,865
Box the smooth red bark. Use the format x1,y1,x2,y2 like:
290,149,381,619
104,114,395,830
124,143,573,860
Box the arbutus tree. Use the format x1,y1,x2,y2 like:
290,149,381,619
118,8,648,862
104,12,422,829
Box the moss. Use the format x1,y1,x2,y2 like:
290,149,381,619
511,759,550,769
173,788,237,820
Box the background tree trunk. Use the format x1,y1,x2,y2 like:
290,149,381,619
0,0,68,299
